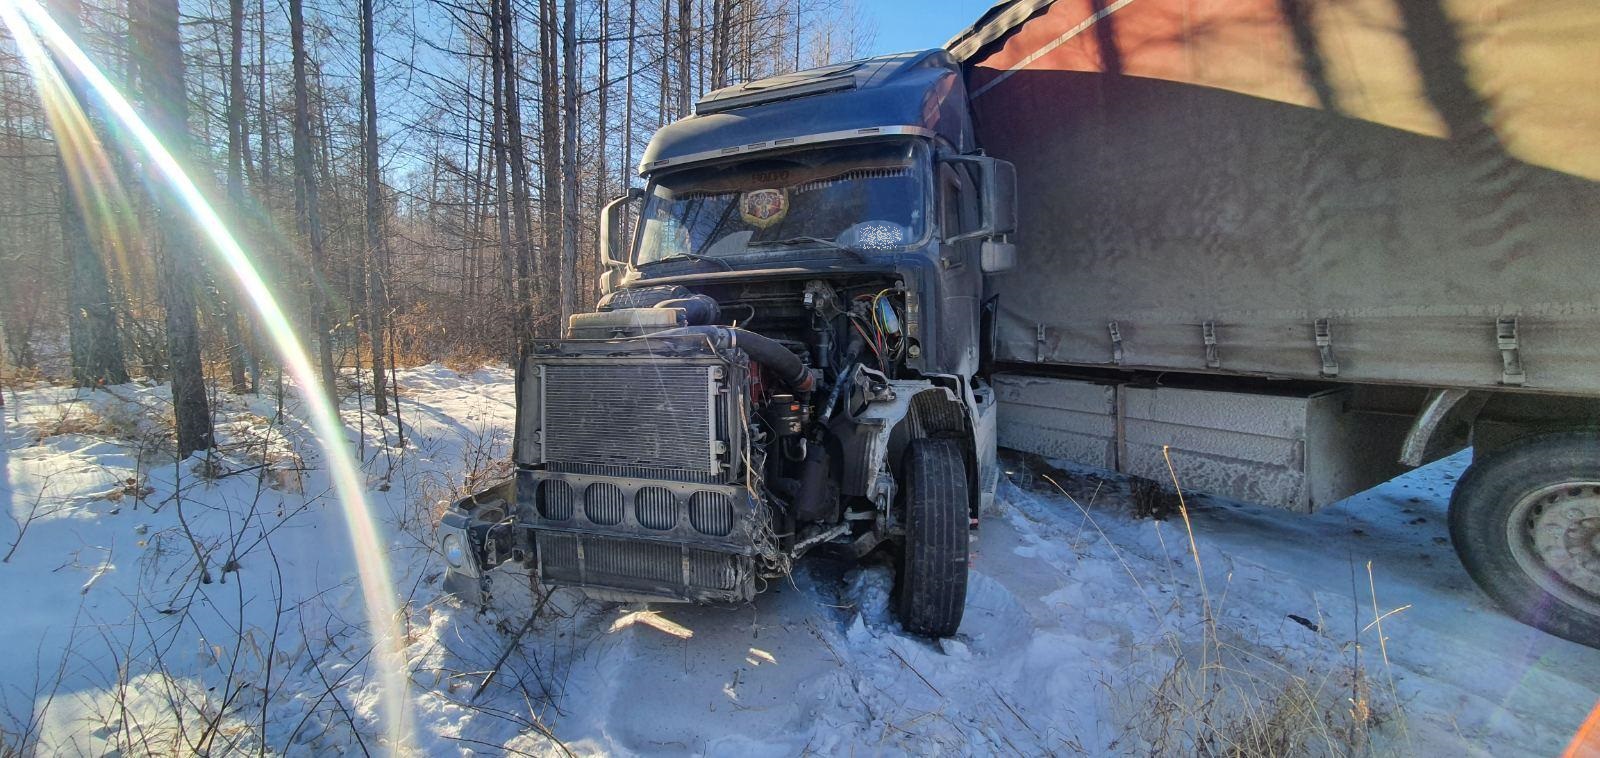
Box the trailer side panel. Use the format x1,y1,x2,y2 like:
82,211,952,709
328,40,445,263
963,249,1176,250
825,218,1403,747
961,0,1600,395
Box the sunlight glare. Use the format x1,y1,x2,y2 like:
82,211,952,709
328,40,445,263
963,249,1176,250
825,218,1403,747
0,0,414,749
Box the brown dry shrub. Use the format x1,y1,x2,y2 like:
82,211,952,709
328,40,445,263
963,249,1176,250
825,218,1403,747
441,348,505,375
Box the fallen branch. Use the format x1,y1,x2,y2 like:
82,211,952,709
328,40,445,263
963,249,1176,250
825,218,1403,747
471,589,553,705
889,648,942,698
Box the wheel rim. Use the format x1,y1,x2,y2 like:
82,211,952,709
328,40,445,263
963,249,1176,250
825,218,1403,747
1506,481,1600,616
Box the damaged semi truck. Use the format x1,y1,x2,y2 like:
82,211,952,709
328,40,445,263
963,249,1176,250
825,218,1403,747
439,0,1600,644
439,49,1009,637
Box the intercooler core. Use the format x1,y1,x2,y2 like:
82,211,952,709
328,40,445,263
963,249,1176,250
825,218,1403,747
512,339,760,602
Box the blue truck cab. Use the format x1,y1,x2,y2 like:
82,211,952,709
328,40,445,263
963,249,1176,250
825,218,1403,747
437,49,1015,637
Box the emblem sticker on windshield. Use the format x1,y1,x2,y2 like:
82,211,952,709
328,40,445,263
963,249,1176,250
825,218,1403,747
740,189,789,229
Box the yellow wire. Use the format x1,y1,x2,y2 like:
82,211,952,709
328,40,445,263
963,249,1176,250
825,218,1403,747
871,288,901,359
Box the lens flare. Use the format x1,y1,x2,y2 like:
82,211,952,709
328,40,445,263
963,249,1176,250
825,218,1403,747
5,13,144,294
0,0,413,749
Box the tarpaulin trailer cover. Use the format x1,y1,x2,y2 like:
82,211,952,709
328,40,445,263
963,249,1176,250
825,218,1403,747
952,0,1600,396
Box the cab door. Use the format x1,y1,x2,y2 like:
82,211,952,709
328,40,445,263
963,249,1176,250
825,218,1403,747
935,160,985,377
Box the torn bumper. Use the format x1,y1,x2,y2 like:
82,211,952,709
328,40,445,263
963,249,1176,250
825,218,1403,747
514,468,761,603
437,472,764,604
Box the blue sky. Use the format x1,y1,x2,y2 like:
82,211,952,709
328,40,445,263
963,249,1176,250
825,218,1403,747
865,0,998,55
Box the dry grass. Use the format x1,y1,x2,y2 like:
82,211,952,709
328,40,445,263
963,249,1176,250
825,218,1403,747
23,397,151,442
0,364,50,395
1029,447,1405,757
1116,635,1388,757
1129,476,1183,521
441,349,506,375
416,420,514,534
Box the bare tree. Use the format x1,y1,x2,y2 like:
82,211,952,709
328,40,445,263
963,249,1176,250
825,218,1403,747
489,1,515,356
676,0,691,117
621,0,637,198
56,0,129,389
360,0,389,415
220,0,251,394
132,0,214,456
539,0,563,336
658,0,671,125
497,0,537,350
596,0,609,216
560,0,580,325
0,0,880,385
288,0,337,403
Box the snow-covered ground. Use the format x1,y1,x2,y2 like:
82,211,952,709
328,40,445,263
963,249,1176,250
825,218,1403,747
2,367,1596,755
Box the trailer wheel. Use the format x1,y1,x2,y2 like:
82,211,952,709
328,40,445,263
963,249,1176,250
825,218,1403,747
896,438,970,637
1450,430,1600,647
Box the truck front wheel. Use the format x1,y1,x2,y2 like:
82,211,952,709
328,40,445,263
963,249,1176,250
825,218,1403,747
1450,430,1600,647
896,438,971,637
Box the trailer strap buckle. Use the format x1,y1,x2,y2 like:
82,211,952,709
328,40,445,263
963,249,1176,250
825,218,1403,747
1314,318,1339,378
1202,321,1220,369
1108,321,1123,365
1496,316,1525,386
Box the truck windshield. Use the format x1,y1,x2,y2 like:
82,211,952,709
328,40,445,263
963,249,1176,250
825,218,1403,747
635,141,928,265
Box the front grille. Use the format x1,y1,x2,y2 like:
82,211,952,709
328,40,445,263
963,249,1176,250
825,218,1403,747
519,471,750,541
689,492,734,536
636,487,679,530
535,532,748,600
585,537,681,585
541,364,717,473
584,483,624,525
537,480,574,520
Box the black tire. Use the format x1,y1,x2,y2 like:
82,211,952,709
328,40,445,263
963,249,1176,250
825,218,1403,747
896,438,971,637
1449,430,1600,648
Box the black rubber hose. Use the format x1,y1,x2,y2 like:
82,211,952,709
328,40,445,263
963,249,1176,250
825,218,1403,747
650,326,815,392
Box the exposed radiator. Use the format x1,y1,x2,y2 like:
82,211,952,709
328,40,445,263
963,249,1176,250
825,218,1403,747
537,362,720,475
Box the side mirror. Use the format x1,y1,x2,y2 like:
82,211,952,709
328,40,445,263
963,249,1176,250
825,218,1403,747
980,239,1016,273
599,187,645,270
984,158,1017,237
941,155,1017,243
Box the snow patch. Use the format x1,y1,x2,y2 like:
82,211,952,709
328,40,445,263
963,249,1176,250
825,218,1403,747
1,370,1596,755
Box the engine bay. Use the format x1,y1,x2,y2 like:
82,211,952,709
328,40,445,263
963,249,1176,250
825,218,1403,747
577,277,914,544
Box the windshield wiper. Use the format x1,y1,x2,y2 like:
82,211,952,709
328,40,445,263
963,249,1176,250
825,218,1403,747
643,251,735,270
764,236,867,262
